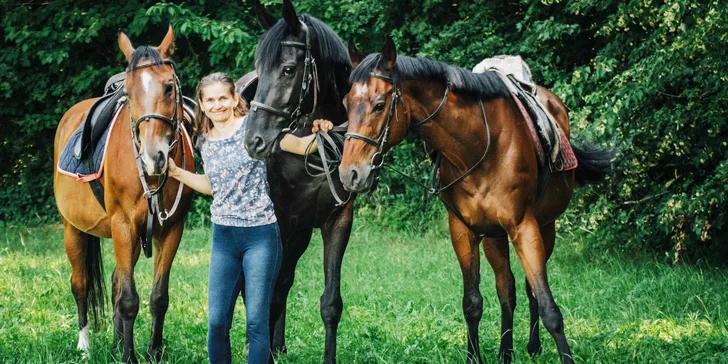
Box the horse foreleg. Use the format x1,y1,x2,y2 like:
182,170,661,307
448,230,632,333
146,221,184,362
319,202,354,364
448,213,484,364
526,221,556,357
111,220,142,363
508,214,573,364
482,236,516,364
271,226,313,355
63,223,91,358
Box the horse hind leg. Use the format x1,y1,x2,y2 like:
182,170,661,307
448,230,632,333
509,214,573,364
63,222,106,359
146,221,184,362
482,236,516,364
448,213,484,364
526,221,556,357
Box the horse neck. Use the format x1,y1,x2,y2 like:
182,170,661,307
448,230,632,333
315,62,350,125
404,80,491,172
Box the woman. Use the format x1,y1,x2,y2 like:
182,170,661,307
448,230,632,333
168,72,332,363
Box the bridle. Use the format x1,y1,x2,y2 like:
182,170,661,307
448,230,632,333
249,22,320,134
342,64,492,237
343,63,449,192
125,58,187,258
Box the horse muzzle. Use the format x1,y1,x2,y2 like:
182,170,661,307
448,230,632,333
142,149,168,176
339,164,375,193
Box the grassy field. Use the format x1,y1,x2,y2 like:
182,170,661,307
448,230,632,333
1,220,727,363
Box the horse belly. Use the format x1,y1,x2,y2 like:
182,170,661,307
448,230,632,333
534,170,575,225
54,175,111,237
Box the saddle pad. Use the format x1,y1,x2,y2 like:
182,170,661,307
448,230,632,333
58,105,123,182
473,55,535,91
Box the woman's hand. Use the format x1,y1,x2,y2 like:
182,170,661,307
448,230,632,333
167,158,178,177
312,119,334,133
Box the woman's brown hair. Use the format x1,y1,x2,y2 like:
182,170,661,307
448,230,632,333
193,72,248,145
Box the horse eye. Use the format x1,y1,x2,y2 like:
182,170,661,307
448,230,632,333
282,67,294,77
372,102,386,113
164,83,174,94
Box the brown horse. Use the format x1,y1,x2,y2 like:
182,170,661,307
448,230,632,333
53,26,195,363
339,36,612,364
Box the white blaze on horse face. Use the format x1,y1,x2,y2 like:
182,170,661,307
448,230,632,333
77,325,90,358
354,83,368,98
141,71,153,94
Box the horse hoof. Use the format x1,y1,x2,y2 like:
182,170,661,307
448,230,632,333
527,342,542,357
145,348,163,363
272,345,288,355
498,350,514,364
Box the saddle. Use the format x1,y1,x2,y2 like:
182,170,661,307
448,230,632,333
473,55,576,172
74,72,127,160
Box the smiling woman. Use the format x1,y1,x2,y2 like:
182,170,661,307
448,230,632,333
167,71,332,363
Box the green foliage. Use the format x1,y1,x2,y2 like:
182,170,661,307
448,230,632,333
1,0,726,261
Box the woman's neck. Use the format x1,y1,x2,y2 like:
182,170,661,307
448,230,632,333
208,115,243,140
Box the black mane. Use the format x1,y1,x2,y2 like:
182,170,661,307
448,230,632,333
128,46,164,71
255,14,351,73
351,54,510,100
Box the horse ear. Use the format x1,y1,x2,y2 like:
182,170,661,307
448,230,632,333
158,23,175,59
381,34,397,70
118,30,135,63
348,40,365,68
252,0,277,30
282,0,301,35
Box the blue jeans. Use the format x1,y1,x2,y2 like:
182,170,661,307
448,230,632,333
208,222,282,364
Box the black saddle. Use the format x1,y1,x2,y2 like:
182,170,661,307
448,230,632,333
74,72,126,160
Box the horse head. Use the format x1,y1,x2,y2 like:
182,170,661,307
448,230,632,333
245,0,351,160
340,35,410,192
119,25,181,176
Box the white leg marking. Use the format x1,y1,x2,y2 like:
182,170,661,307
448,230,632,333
77,325,90,359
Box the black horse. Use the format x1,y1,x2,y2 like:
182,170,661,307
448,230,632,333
242,1,362,362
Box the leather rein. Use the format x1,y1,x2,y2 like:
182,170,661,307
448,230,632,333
126,58,188,258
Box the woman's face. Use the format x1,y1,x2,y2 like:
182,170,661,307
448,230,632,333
200,82,238,123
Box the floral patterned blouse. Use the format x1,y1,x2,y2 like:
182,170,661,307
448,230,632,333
198,116,277,227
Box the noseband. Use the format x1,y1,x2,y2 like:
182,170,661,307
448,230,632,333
249,22,320,134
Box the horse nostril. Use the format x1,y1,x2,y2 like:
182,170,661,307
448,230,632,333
350,168,359,186
253,136,265,153
156,151,166,169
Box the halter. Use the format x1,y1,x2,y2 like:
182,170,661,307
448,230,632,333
125,58,187,258
249,22,320,134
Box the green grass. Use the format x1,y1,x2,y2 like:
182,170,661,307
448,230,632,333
1,221,727,363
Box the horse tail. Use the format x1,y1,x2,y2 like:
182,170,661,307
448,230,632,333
571,142,615,185
85,235,106,330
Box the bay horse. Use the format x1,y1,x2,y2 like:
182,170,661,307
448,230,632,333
339,36,613,364
242,1,356,362
53,26,194,363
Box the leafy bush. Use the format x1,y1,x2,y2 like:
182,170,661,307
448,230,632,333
1,0,725,262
